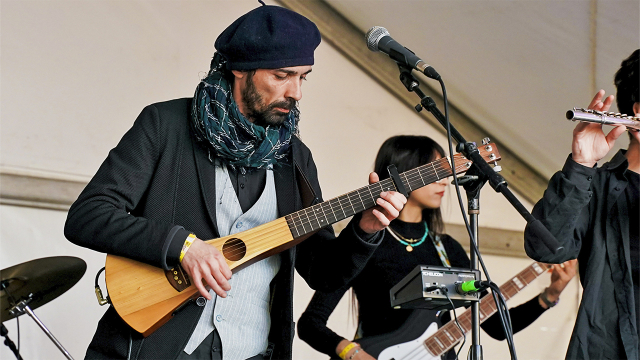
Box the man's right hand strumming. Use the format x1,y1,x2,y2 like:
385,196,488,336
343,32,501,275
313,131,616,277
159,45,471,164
571,90,627,167
180,238,232,299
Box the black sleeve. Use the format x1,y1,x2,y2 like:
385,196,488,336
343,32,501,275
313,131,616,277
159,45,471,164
64,104,189,270
293,141,382,292
297,286,351,357
524,155,594,263
481,295,547,340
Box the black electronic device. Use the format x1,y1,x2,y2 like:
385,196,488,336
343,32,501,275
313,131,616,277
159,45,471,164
390,265,480,310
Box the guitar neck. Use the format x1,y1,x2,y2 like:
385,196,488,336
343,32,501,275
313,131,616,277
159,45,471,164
286,155,473,238
425,262,552,356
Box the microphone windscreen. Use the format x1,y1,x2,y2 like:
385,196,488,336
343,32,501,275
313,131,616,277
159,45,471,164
365,26,390,52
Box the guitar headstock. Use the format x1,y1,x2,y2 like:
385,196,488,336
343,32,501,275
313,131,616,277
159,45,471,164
451,140,502,174
478,141,501,163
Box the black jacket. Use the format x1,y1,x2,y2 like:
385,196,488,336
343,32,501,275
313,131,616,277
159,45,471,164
64,98,380,360
524,151,638,360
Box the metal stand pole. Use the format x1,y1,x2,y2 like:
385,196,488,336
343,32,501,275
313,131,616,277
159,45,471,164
468,194,483,360
9,299,75,360
1,323,23,360
458,164,487,360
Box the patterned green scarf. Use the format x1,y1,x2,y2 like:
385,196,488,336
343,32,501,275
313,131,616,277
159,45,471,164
191,53,297,171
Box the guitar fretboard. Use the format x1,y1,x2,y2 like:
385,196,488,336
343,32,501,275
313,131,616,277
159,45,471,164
424,262,552,356
285,155,478,238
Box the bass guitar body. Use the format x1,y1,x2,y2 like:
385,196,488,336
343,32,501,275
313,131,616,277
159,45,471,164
357,314,441,360
377,322,440,360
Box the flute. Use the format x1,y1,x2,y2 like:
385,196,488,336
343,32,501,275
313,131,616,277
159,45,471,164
566,108,640,131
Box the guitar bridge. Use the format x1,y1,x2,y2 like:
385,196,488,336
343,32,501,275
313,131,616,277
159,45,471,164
165,265,191,292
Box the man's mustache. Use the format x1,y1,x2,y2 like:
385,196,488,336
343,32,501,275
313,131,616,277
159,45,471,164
268,98,296,111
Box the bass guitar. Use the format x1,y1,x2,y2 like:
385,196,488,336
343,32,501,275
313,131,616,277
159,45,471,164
339,261,552,360
105,142,501,336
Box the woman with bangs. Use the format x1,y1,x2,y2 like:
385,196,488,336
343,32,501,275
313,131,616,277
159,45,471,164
297,135,576,360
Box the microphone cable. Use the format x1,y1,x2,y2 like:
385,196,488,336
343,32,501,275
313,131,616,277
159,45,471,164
437,285,466,360
438,77,518,360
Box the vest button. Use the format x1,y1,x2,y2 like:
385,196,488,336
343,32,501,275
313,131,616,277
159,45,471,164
236,222,243,229
196,297,206,307
216,314,223,322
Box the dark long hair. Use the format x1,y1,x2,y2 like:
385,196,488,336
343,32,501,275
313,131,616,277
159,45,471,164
373,135,446,235
350,135,447,333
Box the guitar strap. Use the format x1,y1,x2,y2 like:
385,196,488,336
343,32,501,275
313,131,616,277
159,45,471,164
431,234,451,268
295,162,319,208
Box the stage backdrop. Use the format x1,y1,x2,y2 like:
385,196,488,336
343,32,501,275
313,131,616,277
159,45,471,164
1,1,579,359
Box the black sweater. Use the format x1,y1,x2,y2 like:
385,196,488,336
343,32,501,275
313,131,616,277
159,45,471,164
298,219,548,357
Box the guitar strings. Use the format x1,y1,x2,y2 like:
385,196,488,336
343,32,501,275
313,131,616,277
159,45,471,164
216,158,457,258
215,156,469,258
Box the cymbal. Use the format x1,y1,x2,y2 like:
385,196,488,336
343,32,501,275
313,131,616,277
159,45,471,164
1,256,86,321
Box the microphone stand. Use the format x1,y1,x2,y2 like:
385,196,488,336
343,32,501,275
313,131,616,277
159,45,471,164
396,66,563,254
396,64,563,360
456,164,487,360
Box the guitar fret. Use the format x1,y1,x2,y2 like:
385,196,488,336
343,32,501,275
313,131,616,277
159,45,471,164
315,203,329,228
532,263,545,274
346,193,357,215
306,207,320,231
356,189,367,210
433,337,446,350
478,306,487,320
402,171,412,192
512,277,524,290
417,166,426,186
286,216,299,238
425,339,441,356
284,147,497,238
443,329,455,342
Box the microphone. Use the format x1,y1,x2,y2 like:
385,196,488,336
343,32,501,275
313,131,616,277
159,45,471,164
365,26,441,80
455,280,489,295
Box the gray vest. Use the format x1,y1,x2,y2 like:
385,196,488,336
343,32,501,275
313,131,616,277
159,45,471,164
184,163,281,360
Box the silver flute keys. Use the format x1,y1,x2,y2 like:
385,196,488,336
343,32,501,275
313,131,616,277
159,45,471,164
566,108,640,131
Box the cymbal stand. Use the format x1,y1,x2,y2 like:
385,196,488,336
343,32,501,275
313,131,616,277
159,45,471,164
7,293,74,360
1,322,23,360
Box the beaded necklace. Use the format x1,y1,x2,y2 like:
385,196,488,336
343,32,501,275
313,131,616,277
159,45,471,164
387,221,429,252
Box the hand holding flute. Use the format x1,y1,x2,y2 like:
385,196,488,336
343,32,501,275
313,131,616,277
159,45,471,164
570,90,634,168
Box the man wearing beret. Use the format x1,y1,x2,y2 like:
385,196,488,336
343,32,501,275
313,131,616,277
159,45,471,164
64,4,406,360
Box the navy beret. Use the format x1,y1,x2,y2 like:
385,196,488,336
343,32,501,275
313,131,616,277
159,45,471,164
215,5,321,70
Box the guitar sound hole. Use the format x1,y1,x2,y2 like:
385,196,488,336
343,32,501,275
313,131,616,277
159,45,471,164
222,238,246,261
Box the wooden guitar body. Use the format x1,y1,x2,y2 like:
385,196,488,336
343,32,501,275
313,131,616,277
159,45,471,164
105,218,295,336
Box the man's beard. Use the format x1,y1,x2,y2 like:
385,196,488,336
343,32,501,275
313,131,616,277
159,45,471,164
241,73,297,128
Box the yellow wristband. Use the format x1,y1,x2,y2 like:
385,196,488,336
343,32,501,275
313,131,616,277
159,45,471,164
338,343,358,360
179,234,196,263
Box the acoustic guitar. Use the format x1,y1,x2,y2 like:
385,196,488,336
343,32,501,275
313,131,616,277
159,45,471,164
104,142,501,336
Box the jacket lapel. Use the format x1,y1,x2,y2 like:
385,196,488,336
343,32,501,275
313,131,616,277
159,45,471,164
192,143,220,238
274,158,296,218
